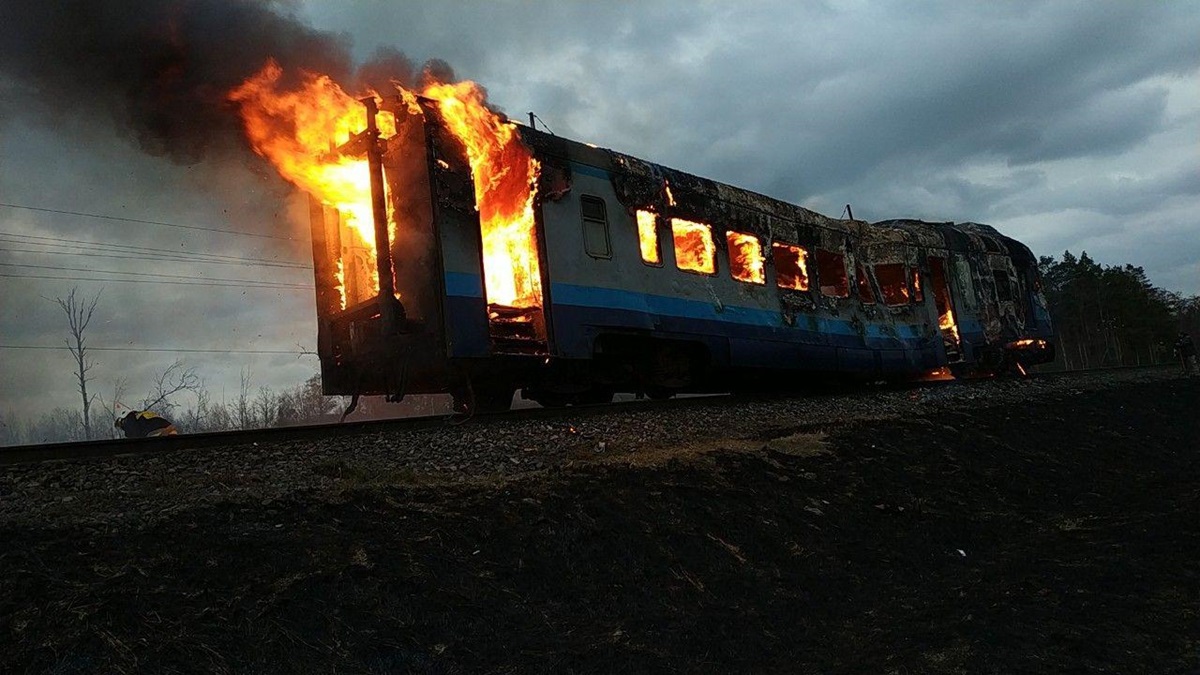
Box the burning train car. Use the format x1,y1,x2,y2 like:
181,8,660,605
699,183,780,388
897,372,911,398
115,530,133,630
231,66,1054,412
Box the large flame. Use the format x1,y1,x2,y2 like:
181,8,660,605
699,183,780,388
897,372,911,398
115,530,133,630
424,81,542,308
228,60,391,308
229,61,543,311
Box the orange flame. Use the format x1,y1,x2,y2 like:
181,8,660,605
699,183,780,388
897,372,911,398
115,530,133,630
636,210,660,264
727,231,765,284
920,366,955,381
671,218,715,274
228,60,393,309
424,81,543,308
939,303,961,344
771,242,810,291
229,61,544,314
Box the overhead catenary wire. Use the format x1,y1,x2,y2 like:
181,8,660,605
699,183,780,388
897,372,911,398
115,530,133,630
0,262,313,288
0,231,310,269
0,202,298,242
0,272,312,289
0,246,312,270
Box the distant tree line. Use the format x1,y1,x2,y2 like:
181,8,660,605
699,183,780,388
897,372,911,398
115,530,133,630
2,372,335,446
0,369,450,446
1038,251,1200,370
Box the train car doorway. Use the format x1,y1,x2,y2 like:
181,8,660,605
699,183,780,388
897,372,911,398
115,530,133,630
928,256,963,362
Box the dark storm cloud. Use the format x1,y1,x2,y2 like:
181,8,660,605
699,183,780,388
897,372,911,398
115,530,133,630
308,1,1197,227
0,0,359,163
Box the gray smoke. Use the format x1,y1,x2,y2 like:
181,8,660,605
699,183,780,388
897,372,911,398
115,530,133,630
0,0,418,164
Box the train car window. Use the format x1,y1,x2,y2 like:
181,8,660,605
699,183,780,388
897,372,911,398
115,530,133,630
993,269,1013,301
772,242,810,291
950,255,978,310
874,263,910,306
671,218,716,274
635,209,661,265
726,231,765,284
816,249,850,297
856,264,876,304
910,267,924,302
580,195,611,259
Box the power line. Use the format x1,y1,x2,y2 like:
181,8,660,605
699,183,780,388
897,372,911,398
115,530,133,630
0,246,313,270
0,202,298,242
0,262,313,288
0,344,317,355
0,231,310,269
0,272,312,289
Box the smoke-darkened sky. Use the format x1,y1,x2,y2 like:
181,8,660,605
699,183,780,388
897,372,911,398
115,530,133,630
1,0,1197,426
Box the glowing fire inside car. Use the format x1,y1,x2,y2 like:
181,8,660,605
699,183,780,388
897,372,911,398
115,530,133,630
772,242,810,291
671,218,716,274
424,81,543,309
636,210,660,264
726,231,765,284
939,304,961,344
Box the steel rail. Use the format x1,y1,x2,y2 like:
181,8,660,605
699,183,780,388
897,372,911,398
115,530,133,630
0,364,1175,467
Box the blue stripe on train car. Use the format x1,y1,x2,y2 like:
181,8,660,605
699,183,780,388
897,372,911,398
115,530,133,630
443,273,938,373
548,283,936,373
444,272,488,357
549,283,926,339
445,271,484,298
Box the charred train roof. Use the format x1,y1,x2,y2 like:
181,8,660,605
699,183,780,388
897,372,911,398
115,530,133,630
518,125,1032,263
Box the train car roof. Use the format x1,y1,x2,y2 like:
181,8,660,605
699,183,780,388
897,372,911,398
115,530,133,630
517,124,1029,258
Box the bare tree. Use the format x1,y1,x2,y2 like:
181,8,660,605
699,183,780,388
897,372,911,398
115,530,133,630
254,385,278,428
140,360,201,419
236,367,255,429
52,287,101,440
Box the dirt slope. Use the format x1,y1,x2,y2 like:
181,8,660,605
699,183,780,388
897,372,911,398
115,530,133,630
2,378,1198,673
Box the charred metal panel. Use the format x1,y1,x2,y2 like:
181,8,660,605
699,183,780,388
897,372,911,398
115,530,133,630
418,99,490,360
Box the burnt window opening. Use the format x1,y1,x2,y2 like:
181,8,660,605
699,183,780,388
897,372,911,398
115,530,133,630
856,264,876,304
635,209,661,265
816,249,850,298
671,218,716,275
580,195,611,259
875,263,910,306
772,242,810,291
993,269,1013,301
950,255,978,310
911,267,924,303
727,231,765,284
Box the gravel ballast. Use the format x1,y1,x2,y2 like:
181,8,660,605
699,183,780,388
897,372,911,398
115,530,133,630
1,368,1197,673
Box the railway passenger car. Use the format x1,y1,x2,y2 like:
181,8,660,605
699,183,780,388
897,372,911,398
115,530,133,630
307,98,1054,412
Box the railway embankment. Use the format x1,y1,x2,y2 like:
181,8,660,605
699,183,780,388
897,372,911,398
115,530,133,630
2,368,1197,672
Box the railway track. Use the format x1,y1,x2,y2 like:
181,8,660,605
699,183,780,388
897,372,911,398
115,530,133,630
0,364,1176,467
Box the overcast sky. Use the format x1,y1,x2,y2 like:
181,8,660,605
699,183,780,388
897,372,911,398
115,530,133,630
1,0,1197,428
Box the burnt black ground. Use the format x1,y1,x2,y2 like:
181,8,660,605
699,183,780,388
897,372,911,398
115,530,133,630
2,378,1198,674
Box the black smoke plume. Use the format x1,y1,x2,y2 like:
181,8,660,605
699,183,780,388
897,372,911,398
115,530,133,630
0,0,414,164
